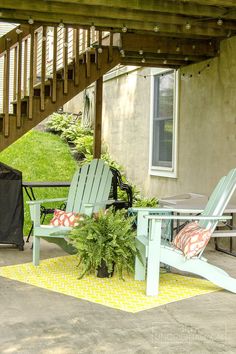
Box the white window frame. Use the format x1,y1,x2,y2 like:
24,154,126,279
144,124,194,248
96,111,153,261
149,68,179,178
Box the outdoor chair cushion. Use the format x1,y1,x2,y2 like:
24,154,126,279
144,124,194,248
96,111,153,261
50,209,82,227
173,221,212,259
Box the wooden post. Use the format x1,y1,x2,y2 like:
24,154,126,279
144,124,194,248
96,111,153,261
23,37,28,96
63,26,68,94
13,46,17,101
3,38,10,136
93,76,103,158
17,33,22,128
40,26,46,111
52,26,57,102
74,27,79,86
28,26,34,119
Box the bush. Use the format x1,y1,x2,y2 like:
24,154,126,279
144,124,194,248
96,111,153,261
46,112,76,134
74,135,94,157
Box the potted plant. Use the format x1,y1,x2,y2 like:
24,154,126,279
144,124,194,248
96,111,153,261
67,208,141,279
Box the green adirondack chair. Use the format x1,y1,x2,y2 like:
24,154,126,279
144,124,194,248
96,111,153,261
28,159,113,266
131,168,236,296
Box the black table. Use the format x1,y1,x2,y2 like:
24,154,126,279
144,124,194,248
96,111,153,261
23,181,71,201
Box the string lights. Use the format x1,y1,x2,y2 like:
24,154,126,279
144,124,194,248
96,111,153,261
185,22,191,30
181,62,212,80
28,17,34,25
58,20,64,28
15,28,23,34
90,23,96,31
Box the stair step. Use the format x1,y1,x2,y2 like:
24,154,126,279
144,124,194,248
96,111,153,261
11,97,29,116
34,85,51,97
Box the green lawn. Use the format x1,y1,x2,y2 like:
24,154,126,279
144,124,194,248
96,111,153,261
0,130,77,236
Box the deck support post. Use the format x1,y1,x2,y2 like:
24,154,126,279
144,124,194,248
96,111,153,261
93,76,103,158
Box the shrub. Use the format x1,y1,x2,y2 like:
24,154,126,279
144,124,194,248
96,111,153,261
74,135,94,156
46,112,76,134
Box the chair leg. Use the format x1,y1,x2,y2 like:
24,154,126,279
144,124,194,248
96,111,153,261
146,219,162,296
26,223,33,243
135,241,146,281
33,236,41,266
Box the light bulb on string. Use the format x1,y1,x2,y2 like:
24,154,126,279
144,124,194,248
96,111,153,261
185,22,191,30
28,17,34,25
58,20,64,28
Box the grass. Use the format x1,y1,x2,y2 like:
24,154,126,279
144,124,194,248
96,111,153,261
0,130,77,236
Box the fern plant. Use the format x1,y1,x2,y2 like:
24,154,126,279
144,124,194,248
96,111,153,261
67,208,141,279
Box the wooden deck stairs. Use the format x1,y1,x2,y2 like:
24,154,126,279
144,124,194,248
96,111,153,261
0,24,120,151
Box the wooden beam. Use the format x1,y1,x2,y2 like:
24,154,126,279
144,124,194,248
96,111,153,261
19,0,234,18
125,51,212,63
182,1,236,7
1,0,231,27
0,9,233,39
93,76,103,159
121,34,219,57
121,59,180,69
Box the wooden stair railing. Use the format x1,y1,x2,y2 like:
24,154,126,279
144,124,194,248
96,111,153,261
0,25,120,151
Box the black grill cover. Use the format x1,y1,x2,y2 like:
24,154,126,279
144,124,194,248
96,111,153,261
0,162,24,249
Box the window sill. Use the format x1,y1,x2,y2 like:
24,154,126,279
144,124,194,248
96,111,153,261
149,168,177,179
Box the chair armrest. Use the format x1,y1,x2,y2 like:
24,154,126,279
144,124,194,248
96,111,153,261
145,215,232,221
27,197,68,205
27,198,68,226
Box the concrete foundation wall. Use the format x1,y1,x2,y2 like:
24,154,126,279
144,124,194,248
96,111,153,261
102,37,236,200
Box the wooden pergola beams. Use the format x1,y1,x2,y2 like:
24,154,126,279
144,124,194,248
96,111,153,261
121,34,219,57
1,0,236,38
0,0,234,30
0,0,235,68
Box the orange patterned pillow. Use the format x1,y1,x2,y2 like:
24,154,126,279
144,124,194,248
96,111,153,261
173,221,212,259
50,209,82,227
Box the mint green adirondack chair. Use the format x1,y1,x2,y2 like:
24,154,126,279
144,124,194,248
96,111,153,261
28,159,113,266
131,168,236,296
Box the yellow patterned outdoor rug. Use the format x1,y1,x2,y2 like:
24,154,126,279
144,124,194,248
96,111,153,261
0,255,220,313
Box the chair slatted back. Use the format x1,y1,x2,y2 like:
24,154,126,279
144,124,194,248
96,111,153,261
199,168,236,231
66,159,113,214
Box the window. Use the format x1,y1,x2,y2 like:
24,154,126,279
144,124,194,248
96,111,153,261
150,69,179,178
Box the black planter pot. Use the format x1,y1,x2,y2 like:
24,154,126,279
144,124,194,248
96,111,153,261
97,260,114,278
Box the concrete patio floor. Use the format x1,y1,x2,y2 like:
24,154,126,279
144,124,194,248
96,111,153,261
0,239,236,354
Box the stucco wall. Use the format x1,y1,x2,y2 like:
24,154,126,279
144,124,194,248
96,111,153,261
102,37,236,200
